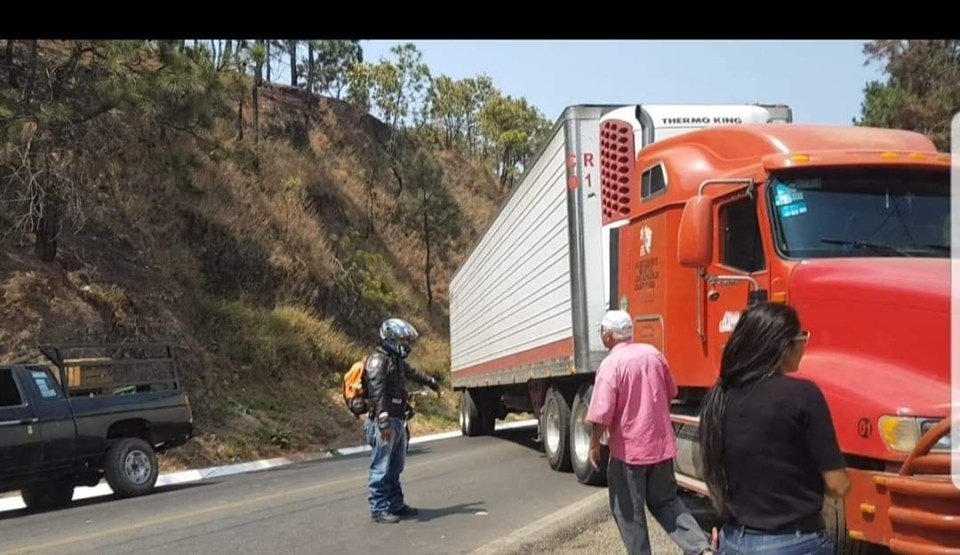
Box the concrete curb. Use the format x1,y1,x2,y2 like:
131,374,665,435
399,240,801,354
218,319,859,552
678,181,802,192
0,419,538,513
468,488,610,555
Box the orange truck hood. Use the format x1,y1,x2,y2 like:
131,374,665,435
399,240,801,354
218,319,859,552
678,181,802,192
786,258,950,460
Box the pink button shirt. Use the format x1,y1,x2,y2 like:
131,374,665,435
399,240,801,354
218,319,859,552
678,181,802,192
586,341,678,465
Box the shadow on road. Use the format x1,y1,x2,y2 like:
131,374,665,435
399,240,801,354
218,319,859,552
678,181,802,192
0,481,215,521
414,501,488,522
488,424,543,453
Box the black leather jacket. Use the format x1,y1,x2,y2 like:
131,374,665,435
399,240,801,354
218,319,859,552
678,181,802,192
364,346,437,429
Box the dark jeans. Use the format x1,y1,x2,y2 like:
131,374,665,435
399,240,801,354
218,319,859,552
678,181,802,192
364,416,406,515
607,456,711,555
718,524,834,554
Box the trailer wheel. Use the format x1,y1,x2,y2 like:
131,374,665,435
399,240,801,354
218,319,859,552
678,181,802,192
823,496,868,555
570,384,608,486
542,387,572,472
104,437,159,498
460,389,484,436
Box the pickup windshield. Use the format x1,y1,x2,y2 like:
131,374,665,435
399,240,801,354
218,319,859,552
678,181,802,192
768,167,949,258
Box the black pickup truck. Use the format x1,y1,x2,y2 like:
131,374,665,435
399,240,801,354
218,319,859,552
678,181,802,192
0,343,193,511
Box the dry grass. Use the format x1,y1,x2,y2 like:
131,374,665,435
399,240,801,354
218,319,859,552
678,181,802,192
0,78,504,470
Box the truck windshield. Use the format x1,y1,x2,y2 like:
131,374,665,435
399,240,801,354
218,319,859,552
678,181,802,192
768,167,949,258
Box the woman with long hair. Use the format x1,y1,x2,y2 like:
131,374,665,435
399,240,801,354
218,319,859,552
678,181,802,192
698,302,850,554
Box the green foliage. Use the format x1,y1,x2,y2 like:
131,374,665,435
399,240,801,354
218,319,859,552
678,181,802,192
331,228,401,329
854,40,960,151
402,149,463,307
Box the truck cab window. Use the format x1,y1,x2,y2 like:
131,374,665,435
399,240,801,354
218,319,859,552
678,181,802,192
720,197,765,273
641,164,667,198
769,168,948,258
31,369,63,400
0,369,24,407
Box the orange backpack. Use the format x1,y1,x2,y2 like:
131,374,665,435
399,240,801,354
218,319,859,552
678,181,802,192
342,356,369,417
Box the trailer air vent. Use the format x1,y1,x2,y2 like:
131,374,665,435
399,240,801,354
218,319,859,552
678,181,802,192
600,120,636,224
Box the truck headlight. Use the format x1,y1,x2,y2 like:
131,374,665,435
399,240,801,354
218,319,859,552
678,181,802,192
920,419,950,451
878,416,950,453
878,416,921,453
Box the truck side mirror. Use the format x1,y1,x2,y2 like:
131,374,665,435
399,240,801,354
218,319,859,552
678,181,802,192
678,196,713,268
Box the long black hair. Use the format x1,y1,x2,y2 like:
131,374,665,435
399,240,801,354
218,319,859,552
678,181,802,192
698,302,802,515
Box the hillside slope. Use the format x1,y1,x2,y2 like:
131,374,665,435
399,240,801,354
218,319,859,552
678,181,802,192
0,77,505,468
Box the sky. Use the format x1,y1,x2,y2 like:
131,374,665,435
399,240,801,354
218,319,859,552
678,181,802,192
349,40,886,126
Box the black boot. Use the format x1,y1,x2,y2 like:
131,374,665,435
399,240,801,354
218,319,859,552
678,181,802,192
371,512,401,523
396,505,419,517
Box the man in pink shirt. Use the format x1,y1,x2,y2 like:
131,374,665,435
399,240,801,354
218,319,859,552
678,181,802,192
587,310,712,555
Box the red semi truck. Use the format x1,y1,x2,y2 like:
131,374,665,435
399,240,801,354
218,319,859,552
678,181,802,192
448,103,956,553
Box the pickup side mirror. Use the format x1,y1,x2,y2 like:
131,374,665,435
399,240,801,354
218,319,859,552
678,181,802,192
678,196,713,268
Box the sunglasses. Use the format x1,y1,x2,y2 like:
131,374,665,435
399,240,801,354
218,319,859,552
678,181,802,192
794,330,811,343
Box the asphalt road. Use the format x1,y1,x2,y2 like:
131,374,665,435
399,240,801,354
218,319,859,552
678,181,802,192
0,425,609,555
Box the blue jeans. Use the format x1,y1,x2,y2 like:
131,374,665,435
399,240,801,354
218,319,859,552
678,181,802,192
718,524,834,554
364,416,406,515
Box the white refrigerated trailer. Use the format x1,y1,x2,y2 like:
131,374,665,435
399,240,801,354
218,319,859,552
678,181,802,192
449,102,792,485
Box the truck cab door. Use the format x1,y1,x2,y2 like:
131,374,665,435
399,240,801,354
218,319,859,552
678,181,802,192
24,366,77,469
0,367,42,480
705,193,770,369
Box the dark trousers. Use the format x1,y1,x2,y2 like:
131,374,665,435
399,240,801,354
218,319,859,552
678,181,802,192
607,456,711,555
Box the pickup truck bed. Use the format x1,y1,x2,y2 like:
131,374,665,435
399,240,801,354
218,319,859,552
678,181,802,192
0,343,193,511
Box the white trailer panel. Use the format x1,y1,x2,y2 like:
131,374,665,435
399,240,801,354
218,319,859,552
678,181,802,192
449,128,571,372
450,106,618,387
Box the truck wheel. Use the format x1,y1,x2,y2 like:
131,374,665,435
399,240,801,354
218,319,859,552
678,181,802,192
20,479,75,511
542,387,572,472
460,389,496,436
104,437,159,498
823,497,867,555
570,384,608,486
460,389,483,436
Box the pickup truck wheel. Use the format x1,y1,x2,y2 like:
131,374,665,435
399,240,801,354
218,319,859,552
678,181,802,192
104,437,159,498
21,479,75,511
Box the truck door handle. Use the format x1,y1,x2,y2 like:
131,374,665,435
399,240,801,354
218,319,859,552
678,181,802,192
0,418,36,427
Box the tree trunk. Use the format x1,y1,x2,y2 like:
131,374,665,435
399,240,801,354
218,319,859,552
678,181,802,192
266,42,272,82
307,42,315,93
423,208,433,309
26,40,38,98
252,82,259,144
221,40,233,72
288,40,298,87
33,188,60,263
237,89,244,141
5,40,16,87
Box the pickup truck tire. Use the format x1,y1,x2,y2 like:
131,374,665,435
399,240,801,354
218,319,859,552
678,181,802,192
21,479,75,511
104,437,159,498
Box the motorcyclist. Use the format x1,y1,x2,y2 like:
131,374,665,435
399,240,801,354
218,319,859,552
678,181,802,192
363,317,440,523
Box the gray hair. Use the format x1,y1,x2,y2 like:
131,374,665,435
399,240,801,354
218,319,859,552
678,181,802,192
600,310,633,341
